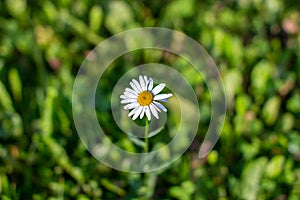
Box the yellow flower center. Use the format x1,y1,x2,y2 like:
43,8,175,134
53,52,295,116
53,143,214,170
137,91,153,106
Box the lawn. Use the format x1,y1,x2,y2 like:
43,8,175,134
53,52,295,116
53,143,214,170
0,0,300,199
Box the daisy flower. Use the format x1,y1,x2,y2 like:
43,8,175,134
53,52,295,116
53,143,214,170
120,75,173,121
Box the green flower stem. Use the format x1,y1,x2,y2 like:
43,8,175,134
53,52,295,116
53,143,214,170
144,119,149,153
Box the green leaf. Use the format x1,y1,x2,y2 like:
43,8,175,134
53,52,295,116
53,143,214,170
163,0,195,20
105,1,136,34
8,68,22,102
0,173,10,194
279,113,295,132
240,140,260,160
288,132,300,154
138,174,157,199
100,179,126,196
5,0,27,18
250,60,274,99
119,138,136,152
42,136,85,183
0,111,23,138
265,155,285,178
0,81,14,111
42,1,57,22
181,180,195,195
207,150,218,165
262,96,281,125
240,157,268,200
41,86,58,136
127,135,145,148
235,94,252,115
170,186,188,200
1,195,11,200
287,91,300,114
224,69,243,107
59,9,102,45
89,5,103,32
169,180,195,200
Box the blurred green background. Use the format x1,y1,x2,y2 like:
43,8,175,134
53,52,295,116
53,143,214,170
1,0,300,199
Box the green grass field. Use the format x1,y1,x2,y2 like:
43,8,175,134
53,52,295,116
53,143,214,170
0,0,300,199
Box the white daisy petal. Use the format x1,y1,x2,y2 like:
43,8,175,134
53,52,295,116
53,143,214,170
157,99,168,102
151,102,161,112
123,91,137,98
145,106,151,121
132,79,143,92
120,94,127,99
148,78,153,91
139,75,146,91
121,98,137,104
140,107,145,119
144,76,148,85
125,88,138,96
132,106,143,120
153,101,167,112
130,81,140,94
124,102,139,110
152,83,166,95
129,106,139,117
154,93,172,101
149,104,159,119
